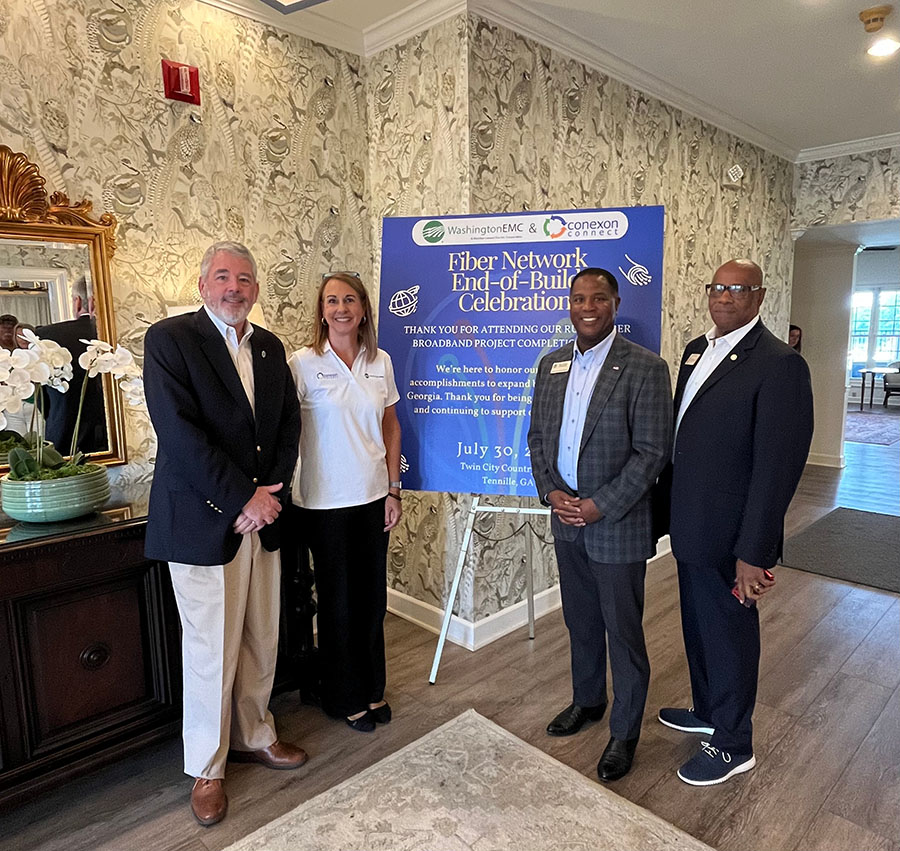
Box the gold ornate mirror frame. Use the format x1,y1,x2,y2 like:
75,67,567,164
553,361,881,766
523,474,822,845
0,143,127,469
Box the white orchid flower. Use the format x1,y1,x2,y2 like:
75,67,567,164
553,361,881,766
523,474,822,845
119,375,144,406
6,368,35,395
79,340,139,379
9,348,37,368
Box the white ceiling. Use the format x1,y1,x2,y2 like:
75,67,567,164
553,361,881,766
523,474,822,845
201,0,900,162
796,218,900,248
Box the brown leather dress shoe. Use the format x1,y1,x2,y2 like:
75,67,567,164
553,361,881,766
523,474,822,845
228,740,309,770
191,778,227,826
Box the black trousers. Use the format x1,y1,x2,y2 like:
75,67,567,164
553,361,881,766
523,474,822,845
296,498,388,717
677,557,760,754
555,534,649,741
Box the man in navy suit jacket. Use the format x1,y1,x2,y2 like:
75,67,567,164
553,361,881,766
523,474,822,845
144,242,305,826
36,277,107,454
529,268,672,783
658,258,813,786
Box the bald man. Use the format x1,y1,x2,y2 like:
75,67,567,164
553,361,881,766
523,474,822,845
658,259,813,785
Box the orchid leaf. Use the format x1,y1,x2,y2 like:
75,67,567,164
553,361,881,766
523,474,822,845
41,446,66,468
8,447,39,479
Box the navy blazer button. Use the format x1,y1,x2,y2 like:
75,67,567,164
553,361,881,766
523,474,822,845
253,477,258,483
256,445,261,452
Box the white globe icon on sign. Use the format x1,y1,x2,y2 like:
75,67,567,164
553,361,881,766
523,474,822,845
389,285,420,317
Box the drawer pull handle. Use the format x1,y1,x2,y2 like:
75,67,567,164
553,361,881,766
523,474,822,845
80,642,111,671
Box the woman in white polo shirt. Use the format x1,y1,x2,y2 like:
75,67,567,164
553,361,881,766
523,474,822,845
288,273,402,733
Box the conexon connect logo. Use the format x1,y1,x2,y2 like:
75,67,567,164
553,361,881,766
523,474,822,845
543,215,567,238
422,220,445,243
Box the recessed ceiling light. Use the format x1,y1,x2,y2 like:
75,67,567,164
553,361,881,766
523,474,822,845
868,35,900,54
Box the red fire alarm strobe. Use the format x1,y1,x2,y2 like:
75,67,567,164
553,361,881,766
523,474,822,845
162,59,201,106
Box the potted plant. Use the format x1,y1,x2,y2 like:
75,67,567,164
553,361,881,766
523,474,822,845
0,333,142,523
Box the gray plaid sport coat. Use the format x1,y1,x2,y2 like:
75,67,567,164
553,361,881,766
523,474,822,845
528,333,673,563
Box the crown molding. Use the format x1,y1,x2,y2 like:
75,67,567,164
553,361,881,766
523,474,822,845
795,132,900,164
197,0,364,54
468,0,797,162
363,0,466,56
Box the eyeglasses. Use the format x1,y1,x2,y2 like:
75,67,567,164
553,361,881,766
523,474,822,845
705,284,762,298
322,271,360,280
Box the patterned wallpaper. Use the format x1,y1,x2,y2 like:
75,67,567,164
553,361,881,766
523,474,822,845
0,0,371,497
367,15,476,617
466,16,797,366
794,146,900,229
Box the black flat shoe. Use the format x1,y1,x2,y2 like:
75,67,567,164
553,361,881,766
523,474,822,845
547,702,608,736
368,702,392,724
597,736,639,782
345,712,376,733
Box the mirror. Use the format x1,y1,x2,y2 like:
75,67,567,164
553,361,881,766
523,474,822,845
0,143,126,469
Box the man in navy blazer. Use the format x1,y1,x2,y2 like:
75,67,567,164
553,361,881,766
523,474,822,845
529,268,672,782
36,277,108,454
658,258,813,786
144,242,306,826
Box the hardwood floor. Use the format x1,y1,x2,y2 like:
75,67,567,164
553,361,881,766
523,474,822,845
1,443,898,851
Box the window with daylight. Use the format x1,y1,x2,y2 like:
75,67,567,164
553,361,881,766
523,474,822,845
849,287,900,377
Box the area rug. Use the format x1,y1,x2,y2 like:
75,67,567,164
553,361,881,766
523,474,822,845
223,710,713,851
844,410,900,445
782,508,900,593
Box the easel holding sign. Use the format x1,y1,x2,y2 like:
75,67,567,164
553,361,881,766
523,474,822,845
428,496,551,684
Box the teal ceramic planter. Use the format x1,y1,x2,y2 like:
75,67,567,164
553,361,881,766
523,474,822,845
1,465,111,522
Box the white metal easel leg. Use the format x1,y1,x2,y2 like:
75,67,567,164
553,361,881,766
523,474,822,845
429,496,480,684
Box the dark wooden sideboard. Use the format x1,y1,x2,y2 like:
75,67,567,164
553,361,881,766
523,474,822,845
0,501,318,809
0,507,181,808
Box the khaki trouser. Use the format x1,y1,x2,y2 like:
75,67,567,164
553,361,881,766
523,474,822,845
169,532,280,778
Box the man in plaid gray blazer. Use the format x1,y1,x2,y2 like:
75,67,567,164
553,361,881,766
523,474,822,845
528,268,672,782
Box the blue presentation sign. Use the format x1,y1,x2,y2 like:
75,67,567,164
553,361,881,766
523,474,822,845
378,206,664,496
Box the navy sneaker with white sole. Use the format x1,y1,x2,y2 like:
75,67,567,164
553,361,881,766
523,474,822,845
677,741,756,786
657,707,714,736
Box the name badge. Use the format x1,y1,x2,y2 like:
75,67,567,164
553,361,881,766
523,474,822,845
550,360,571,374
685,353,701,366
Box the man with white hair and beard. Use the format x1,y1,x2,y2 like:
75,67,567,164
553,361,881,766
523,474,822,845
144,241,306,826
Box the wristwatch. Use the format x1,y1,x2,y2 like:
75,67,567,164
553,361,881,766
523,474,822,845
389,481,402,489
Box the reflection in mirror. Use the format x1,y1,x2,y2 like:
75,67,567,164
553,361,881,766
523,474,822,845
0,239,92,324
0,143,125,470
0,239,107,454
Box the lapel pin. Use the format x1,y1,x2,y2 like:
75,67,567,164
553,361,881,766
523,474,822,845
729,353,737,361
612,365,620,370
261,350,267,358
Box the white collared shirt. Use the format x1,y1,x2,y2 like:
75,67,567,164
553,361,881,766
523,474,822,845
675,314,760,436
203,305,255,415
556,329,616,491
288,343,400,510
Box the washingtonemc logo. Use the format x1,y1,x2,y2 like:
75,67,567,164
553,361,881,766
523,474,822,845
422,221,445,243
544,215,567,238
410,212,628,245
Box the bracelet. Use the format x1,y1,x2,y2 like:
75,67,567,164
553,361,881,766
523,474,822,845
387,492,402,502
389,480,402,488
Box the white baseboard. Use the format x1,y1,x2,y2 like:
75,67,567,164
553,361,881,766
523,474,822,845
387,535,670,651
807,452,845,468
387,585,562,652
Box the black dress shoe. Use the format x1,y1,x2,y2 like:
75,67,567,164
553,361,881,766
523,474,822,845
368,701,392,724
597,736,639,782
346,711,376,733
546,702,607,736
